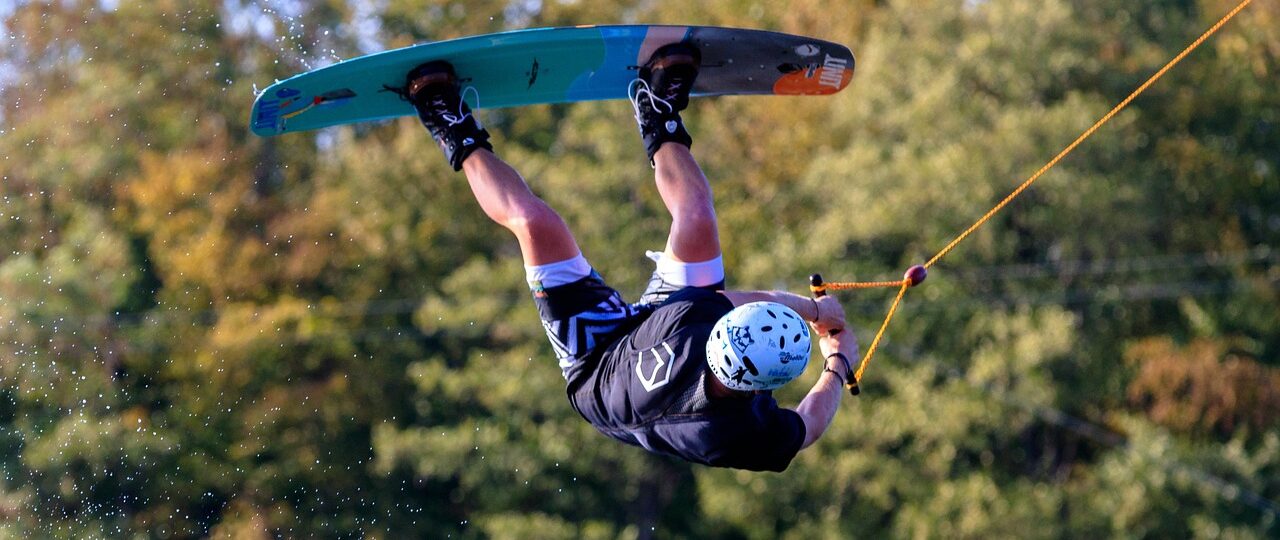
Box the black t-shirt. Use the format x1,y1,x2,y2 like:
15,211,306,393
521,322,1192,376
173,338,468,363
567,287,807,472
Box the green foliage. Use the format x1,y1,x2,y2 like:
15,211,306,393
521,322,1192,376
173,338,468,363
0,0,1276,537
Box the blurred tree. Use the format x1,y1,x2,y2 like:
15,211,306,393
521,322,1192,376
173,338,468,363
1126,337,1280,437
0,0,1275,537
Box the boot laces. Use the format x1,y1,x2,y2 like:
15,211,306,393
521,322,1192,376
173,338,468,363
424,86,480,127
627,78,674,125
665,82,683,98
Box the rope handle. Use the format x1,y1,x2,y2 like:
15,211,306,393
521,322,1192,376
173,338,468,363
811,267,926,397
810,273,859,396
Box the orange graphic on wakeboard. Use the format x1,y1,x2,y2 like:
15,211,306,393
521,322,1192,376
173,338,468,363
773,54,853,95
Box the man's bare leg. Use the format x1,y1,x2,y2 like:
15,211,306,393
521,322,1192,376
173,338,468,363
630,43,717,268
404,61,580,267
652,143,720,264
460,149,581,266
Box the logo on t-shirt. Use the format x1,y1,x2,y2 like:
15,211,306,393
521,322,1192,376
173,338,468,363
636,342,677,392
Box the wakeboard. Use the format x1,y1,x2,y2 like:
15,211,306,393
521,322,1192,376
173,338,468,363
251,25,855,137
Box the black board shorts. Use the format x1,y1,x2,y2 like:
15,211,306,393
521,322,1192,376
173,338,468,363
528,254,726,383
530,270,652,383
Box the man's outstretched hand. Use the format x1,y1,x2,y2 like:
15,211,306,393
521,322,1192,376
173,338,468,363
811,295,846,337
812,297,858,384
818,329,859,379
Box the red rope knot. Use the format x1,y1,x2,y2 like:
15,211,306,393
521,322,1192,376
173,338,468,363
904,265,928,287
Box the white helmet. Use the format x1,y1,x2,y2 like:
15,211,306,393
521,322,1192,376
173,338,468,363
706,301,811,391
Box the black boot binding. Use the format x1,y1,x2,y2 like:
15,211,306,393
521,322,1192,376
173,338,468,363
629,43,701,163
405,61,492,171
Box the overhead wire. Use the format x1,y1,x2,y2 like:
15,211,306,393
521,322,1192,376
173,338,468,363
1,248,1272,335
942,246,1277,282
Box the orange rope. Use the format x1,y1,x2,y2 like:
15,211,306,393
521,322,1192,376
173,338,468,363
924,0,1254,270
819,0,1254,390
821,279,907,291
853,280,911,383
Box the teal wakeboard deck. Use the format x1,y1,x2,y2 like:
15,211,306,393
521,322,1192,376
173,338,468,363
251,25,855,137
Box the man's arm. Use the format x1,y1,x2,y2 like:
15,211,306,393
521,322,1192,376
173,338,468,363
721,289,854,449
719,290,845,331
794,329,858,449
